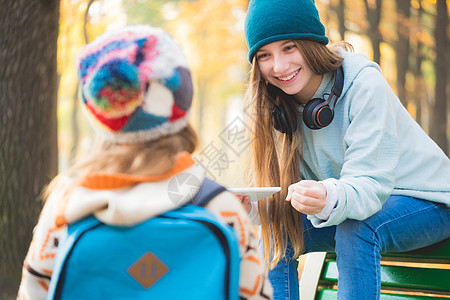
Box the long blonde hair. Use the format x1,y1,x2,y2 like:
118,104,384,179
245,40,352,269
43,124,198,204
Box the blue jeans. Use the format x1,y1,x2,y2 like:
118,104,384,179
265,196,450,300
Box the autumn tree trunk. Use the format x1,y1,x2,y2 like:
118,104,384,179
0,0,60,298
431,0,448,154
364,0,382,64
337,0,346,40
329,0,346,41
395,0,411,107
412,0,424,126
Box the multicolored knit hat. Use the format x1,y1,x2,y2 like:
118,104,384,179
245,0,329,63
76,25,193,144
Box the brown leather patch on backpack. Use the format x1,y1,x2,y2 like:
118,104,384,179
127,251,169,289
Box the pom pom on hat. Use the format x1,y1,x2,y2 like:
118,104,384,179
76,25,193,143
245,0,329,63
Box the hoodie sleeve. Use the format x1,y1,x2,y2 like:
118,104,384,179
206,191,273,300
308,66,399,227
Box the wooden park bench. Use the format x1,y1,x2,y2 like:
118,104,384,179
299,238,450,299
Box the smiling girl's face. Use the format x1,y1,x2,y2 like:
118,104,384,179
255,40,323,105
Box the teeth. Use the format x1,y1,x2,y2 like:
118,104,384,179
278,70,298,81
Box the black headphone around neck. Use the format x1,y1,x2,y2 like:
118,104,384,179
272,66,344,133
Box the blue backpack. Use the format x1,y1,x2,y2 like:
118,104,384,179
47,178,240,300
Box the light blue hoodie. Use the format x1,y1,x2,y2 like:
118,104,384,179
301,50,450,228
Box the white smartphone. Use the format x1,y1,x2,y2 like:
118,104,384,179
228,187,281,202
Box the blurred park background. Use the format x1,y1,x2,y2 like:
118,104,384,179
1,0,448,298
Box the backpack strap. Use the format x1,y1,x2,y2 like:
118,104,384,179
188,177,227,207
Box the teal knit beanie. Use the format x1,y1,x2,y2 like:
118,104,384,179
245,0,329,63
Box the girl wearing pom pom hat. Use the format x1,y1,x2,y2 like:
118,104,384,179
18,25,273,300
243,0,450,299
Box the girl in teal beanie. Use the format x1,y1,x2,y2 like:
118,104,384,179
243,0,450,299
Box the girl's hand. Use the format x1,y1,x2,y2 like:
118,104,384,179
236,194,252,214
286,180,327,215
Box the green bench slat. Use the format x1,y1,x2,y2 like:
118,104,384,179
303,239,450,299
321,239,450,261
317,288,443,300
322,261,450,292
384,239,450,260
316,289,337,300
